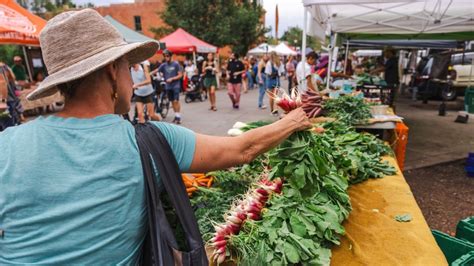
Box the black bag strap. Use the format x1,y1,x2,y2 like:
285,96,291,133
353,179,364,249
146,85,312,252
135,122,208,266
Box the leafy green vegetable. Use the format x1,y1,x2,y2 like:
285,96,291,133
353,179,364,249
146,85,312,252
324,96,372,125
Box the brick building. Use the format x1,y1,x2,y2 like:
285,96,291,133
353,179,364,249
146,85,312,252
94,0,165,39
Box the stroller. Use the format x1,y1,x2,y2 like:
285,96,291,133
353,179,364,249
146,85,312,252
184,75,206,103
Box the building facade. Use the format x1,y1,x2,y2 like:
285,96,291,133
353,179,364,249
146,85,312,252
94,0,165,39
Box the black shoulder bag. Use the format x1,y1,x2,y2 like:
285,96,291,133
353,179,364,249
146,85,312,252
134,123,208,266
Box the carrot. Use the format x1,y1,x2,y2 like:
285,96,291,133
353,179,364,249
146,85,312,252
207,177,214,188
186,187,197,193
187,192,192,197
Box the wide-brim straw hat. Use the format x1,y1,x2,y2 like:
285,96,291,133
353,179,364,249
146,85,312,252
27,9,159,101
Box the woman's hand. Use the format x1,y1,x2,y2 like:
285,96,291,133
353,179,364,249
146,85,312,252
189,108,314,173
281,108,313,132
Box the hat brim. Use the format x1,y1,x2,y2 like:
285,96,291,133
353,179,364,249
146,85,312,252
27,40,159,101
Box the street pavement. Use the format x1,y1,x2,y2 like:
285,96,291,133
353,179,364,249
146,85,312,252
164,84,279,135
395,95,474,170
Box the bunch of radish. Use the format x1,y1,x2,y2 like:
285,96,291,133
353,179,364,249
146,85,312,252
209,178,283,264
301,90,323,118
271,88,302,114
271,88,323,118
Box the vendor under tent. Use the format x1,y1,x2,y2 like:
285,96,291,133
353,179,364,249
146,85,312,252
0,0,46,81
159,28,218,66
301,0,474,90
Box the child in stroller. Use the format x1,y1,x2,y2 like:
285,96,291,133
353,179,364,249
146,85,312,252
184,74,206,103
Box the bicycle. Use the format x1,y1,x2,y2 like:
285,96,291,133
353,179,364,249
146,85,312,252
153,76,170,119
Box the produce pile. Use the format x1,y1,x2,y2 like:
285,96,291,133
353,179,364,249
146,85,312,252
193,121,396,265
323,96,372,125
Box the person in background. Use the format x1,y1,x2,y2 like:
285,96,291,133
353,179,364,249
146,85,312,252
184,60,197,80
202,53,218,111
11,56,29,88
196,56,205,77
265,52,285,116
241,56,249,93
296,52,318,92
154,49,184,124
370,47,399,105
226,52,245,109
371,47,399,88
130,62,161,123
286,55,296,94
257,54,269,109
0,61,25,123
247,56,256,90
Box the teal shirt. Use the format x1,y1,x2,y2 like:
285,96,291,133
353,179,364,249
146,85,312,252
0,115,196,264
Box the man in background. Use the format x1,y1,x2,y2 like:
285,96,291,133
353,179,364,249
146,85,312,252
11,56,29,88
226,52,245,109
155,49,183,124
296,52,318,92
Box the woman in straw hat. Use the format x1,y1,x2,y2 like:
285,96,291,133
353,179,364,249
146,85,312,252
0,9,311,264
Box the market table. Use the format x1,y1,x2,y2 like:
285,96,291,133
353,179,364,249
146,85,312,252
331,156,447,265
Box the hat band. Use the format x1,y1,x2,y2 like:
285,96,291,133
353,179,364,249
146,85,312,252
47,40,127,74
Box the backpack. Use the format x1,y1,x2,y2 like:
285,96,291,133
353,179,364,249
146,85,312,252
135,123,208,266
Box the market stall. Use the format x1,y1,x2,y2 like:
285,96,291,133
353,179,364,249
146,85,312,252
301,0,474,91
0,0,46,80
159,28,218,66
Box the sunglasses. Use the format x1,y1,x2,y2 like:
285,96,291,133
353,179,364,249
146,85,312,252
164,55,171,57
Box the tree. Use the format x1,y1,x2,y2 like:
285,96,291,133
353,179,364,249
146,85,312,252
0,45,22,66
280,26,320,50
151,0,268,56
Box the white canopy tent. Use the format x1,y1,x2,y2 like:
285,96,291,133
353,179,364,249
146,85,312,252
273,43,298,56
247,43,298,56
247,43,273,55
354,49,382,57
301,0,474,90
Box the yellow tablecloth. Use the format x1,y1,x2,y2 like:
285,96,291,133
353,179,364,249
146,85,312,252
331,156,448,266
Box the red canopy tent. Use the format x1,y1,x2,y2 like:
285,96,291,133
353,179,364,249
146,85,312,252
159,28,218,54
0,0,46,46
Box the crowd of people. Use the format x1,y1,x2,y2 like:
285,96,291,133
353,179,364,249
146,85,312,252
1,41,398,130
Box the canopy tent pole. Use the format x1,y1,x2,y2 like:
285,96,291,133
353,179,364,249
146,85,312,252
301,9,308,91
22,46,33,82
326,32,336,90
192,51,197,68
343,41,350,75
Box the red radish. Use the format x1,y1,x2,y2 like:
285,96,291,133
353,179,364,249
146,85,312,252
213,240,227,248
211,234,226,242
247,212,261,220
226,215,242,225
216,246,226,254
217,253,226,264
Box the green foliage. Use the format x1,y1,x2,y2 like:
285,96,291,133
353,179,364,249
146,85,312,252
0,46,22,66
324,96,373,125
152,0,268,55
198,121,395,265
280,26,320,51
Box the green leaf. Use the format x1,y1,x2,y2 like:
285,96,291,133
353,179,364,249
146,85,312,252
283,241,300,264
290,213,307,237
395,213,412,222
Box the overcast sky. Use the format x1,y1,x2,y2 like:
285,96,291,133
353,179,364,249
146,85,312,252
73,0,304,38
263,0,304,38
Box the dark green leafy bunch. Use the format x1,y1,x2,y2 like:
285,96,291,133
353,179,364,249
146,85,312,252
229,187,348,265
322,122,396,184
323,96,372,125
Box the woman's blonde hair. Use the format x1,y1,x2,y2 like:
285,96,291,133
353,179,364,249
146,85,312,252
270,51,280,67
